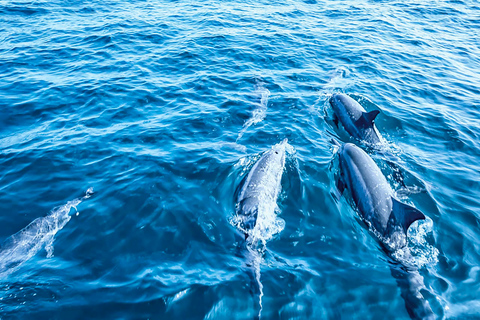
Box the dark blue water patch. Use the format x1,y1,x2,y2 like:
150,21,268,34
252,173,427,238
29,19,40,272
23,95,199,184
0,4,49,16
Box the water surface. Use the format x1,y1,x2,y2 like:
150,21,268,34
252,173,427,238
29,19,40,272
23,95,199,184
1,0,480,318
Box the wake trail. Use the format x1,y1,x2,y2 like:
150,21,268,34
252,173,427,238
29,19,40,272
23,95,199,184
0,187,94,278
237,84,270,142
253,247,264,320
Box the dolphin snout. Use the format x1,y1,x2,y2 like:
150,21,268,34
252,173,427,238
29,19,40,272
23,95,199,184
330,93,349,108
272,138,288,156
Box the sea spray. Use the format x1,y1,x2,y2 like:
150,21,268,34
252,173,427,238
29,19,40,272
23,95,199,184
0,188,94,278
237,83,270,142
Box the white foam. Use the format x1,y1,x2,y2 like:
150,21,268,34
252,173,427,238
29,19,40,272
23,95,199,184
237,83,270,141
386,218,438,269
0,188,93,278
406,218,439,268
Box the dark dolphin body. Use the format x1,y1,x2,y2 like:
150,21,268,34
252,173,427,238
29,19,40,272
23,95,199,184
335,143,435,320
330,93,382,145
330,93,411,187
235,139,287,236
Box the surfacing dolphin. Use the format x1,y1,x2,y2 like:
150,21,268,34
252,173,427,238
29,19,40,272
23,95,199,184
334,142,435,320
235,139,287,241
330,93,415,189
234,139,287,320
330,93,382,145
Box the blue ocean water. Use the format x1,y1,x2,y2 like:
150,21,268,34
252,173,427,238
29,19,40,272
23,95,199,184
1,0,480,318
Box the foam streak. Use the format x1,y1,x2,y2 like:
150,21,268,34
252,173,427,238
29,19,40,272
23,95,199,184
237,84,270,142
0,188,93,278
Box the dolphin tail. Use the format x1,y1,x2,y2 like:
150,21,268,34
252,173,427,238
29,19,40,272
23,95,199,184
390,198,426,235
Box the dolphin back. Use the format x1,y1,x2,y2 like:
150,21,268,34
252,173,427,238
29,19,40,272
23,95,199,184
235,140,287,234
329,93,382,144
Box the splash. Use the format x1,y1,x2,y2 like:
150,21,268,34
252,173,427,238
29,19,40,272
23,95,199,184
365,214,438,269
236,83,270,142
320,67,352,97
231,194,286,248
386,218,438,268
0,188,94,278
406,218,439,268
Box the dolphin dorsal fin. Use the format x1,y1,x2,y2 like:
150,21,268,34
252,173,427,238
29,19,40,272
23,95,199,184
391,198,426,234
355,110,380,128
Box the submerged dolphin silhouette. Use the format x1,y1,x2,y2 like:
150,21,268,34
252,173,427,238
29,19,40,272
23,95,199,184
335,142,434,319
330,93,382,145
235,139,287,238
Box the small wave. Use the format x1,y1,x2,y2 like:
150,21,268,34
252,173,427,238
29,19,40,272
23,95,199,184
0,188,93,278
236,83,270,142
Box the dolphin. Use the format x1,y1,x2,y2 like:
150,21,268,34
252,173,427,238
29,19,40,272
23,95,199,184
335,142,435,319
235,139,287,238
330,93,413,188
234,139,287,320
329,93,382,145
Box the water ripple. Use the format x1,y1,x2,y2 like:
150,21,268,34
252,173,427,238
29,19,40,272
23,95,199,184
0,0,479,319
